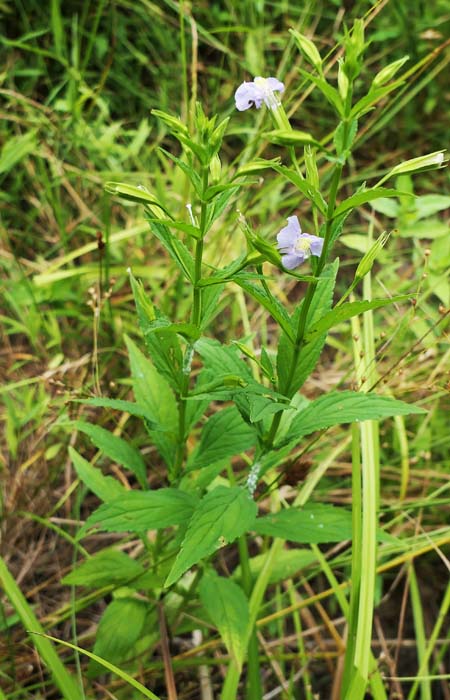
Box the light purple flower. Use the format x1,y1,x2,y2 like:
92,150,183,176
276,216,324,269
235,76,285,111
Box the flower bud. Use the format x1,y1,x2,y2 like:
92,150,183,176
372,56,409,87
209,154,222,183
338,58,350,101
290,29,322,72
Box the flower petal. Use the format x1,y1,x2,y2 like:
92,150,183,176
276,216,301,250
235,82,264,111
309,236,324,257
266,77,285,94
281,253,304,269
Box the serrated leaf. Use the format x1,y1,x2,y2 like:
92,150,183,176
253,503,352,543
283,391,426,445
199,572,249,670
196,338,254,381
83,489,198,534
69,447,126,502
165,487,258,587
73,421,147,489
125,336,179,474
186,406,257,471
333,188,408,218
304,296,411,342
62,550,145,587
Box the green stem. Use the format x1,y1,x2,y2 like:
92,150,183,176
238,536,262,699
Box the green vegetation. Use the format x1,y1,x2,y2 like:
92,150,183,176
1,2,449,699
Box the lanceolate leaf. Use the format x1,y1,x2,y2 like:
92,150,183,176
333,188,408,218
253,503,352,543
305,296,411,342
73,421,147,489
82,489,198,534
199,571,249,670
165,487,258,587
186,406,257,471
281,391,426,446
69,447,126,503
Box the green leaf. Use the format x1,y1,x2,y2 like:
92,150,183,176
305,296,411,342
273,164,327,215
74,421,147,489
277,260,338,395
89,598,148,675
334,119,358,156
199,571,249,670
233,548,317,584
125,336,179,474
283,391,427,445
129,274,183,392
266,129,320,147
415,194,450,220
69,447,125,502
83,489,198,534
0,130,37,174
299,70,344,116
196,338,254,382
147,219,194,281
165,486,258,587
73,397,154,420
206,185,240,228
62,550,145,587
333,188,408,218
253,503,352,543
235,278,295,341
187,406,257,471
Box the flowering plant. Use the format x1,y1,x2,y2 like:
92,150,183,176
68,19,446,700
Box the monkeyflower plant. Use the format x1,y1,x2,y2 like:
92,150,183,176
66,19,446,700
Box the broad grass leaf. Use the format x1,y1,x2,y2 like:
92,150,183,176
89,598,148,676
74,421,147,489
69,447,126,502
277,260,338,395
284,391,427,445
186,406,257,471
199,571,249,670
82,489,198,534
62,550,144,587
253,503,352,543
165,486,258,587
304,296,411,342
125,336,179,474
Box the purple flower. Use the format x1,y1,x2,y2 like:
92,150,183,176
276,216,324,269
235,76,285,111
